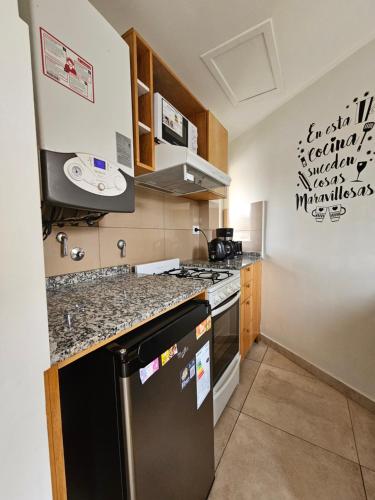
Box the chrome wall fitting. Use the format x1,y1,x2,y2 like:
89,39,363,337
56,231,68,257
117,239,126,258
70,247,85,261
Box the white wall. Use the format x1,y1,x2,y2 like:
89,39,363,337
229,40,375,401
0,1,52,498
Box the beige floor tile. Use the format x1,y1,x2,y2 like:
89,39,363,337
263,347,314,378
362,467,375,500
246,340,267,362
242,364,357,462
209,413,365,500
227,359,260,411
214,407,239,469
349,400,375,470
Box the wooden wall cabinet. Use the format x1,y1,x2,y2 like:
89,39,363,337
122,30,155,175
123,29,228,200
207,111,228,174
240,262,262,358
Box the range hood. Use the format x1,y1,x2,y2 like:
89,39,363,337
135,144,231,195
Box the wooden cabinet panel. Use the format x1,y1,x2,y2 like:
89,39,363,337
240,262,262,359
207,112,228,173
241,264,253,286
241,281,252,302
123,29,155,174
240,297,252,357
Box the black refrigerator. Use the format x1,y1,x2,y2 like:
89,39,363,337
59,300,214,500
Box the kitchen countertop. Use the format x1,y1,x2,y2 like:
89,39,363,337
46,271,207,365
183,253,262,271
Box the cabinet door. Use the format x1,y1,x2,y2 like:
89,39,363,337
207,112,228,173
251,262,262,340
240,298,252,358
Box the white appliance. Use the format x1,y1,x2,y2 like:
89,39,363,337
136,144,231,196
135,259,240,425
21,0,135,213
154,93,198,153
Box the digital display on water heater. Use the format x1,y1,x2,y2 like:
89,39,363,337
94,158,106,170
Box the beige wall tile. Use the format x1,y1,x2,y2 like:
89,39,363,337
43,190,224,275
198,229,213,259
164,196,199,229
99,227,165,267
165,230,201,261
199,200,222,230
44,226,100,277
100,187,165,229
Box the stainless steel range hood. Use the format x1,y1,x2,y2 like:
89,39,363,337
135,144,231,195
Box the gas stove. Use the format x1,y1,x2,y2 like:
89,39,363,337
134,259,240,309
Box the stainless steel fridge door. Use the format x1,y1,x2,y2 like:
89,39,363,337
120,326,214,500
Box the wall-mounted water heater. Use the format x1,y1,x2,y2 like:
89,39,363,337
21,0,135,214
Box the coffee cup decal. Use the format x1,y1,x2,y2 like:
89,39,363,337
311,205,346,222
311,206,327,222
328,205,346,222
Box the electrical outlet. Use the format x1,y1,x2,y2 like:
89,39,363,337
192,225,200,235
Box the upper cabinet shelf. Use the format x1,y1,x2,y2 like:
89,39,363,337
137,79,149,97
122,28,228,198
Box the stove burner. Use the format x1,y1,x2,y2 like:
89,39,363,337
161,267,233,284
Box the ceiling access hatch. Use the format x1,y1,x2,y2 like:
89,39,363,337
201,19,282,106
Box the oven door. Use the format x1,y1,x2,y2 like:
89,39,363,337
212,291,240,386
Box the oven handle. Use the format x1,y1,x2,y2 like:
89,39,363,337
212,291,241,318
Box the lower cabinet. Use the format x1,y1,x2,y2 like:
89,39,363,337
240,261,262,359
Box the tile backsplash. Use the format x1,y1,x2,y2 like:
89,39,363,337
43,187,219,276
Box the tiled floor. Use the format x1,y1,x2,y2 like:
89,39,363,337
211,341,375,500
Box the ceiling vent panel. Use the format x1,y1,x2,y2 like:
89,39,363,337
201,19,282,106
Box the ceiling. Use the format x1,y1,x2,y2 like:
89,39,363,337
90,0,375,141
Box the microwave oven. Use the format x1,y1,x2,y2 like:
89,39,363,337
154,93,198,153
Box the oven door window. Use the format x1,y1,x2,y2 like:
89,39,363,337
212,294,239,386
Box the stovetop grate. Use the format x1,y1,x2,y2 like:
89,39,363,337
160,267,233,285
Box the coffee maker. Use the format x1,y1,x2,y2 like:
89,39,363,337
208,228,242,261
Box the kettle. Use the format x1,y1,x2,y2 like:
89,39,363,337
208,238,226,261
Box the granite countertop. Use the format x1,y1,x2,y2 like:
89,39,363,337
47,271,207,365
183,253,262,271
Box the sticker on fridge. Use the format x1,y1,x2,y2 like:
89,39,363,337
161,344,178,366
40,28,94,102
139,358,159,384
196,341,210,409
196,316,212,340
180,359,195,391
